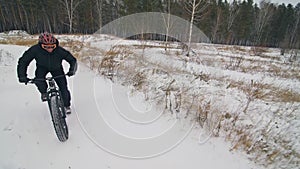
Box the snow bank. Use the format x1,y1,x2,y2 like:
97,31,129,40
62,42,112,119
0,30,30,37
1,33,299,169
0,42,261,169
74,35,299,169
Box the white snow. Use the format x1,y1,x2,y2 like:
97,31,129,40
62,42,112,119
1,33,299,169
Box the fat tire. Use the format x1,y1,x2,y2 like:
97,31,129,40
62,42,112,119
49,94,69,142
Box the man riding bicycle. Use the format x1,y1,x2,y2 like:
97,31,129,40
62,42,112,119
17,32,77,114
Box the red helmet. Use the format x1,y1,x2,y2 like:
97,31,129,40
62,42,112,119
38,32,57,44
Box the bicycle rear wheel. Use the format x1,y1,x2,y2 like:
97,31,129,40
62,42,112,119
49,94,69,142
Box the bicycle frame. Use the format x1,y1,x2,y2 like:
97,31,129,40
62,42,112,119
28,74,69,142
45,76,64,103
29,75,65,100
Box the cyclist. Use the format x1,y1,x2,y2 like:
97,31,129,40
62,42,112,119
17,32,77,114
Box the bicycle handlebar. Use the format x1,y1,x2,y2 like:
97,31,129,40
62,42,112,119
28,74,67,84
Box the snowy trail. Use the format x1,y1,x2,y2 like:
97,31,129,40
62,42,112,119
0,44,261,169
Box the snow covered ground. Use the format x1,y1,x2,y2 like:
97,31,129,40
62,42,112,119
0,31,299,169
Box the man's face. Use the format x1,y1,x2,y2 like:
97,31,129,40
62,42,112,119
41,44,56,53
45,48,54,53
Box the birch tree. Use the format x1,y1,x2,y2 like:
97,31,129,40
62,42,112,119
211,3,222,43
95,0,104,29
163,0,172,51
0,5,5,31
59,0,83,33
184,0,210,56
226,0,239,44
289,6,300,48
17,0,30,33
254,1,274,45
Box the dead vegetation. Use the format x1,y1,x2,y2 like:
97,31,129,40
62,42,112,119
3,35,299,169
0,37,37,46
226,79,300,103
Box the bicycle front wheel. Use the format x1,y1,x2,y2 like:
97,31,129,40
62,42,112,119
49,94,69,142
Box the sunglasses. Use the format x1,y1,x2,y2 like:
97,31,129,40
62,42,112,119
42,44,57,49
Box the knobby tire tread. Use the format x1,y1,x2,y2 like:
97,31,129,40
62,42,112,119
49,95,69,142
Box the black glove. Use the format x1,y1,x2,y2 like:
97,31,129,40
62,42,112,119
66,71,75,77
19,77,30,84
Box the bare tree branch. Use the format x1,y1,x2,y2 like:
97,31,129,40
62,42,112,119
59,0,84,33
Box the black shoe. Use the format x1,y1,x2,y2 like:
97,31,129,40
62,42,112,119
41,93,47,102
65,106,71,115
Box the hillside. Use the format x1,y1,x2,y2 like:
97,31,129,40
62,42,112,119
73,34,300,169
0,31,299,169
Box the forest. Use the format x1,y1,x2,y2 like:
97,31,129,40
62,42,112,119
0,0,299,49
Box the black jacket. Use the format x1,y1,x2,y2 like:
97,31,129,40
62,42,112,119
17,42,77,78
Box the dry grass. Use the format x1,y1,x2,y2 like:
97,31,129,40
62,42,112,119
230,132,253,151
0,40,9,44
268,64,300,79
217,45,249,53
227,80,300,102
5,35,296,168
269,89,300,102
78,40,299,168
133,44,166,49
0,38,37,46
250,46,270,56
218,45,270,56
96,45,134,79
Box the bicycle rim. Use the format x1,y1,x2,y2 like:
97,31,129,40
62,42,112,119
49,95,69,142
